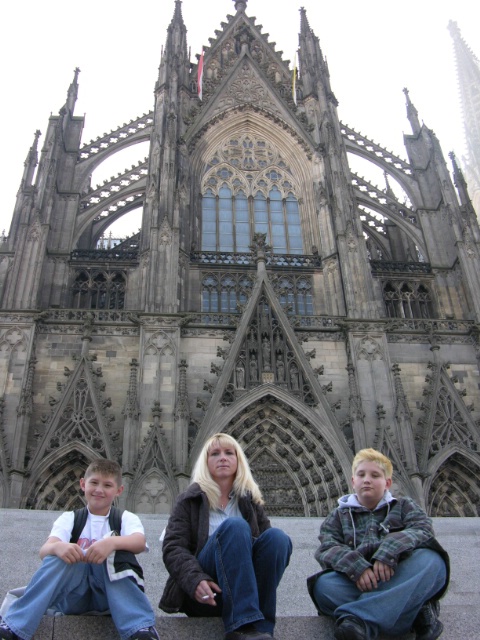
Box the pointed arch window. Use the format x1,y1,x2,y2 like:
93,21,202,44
271,274,314,316
202,185,303,254
383,281,434,319
71,269,126,310
201,136,304,255
201,272,254,313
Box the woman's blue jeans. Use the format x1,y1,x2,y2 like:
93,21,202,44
313,548,447,639
4,555,155,640
192,517,292,634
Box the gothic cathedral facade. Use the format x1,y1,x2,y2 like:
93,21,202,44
1,0,480,516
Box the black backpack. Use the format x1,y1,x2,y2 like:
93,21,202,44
70,506,123,543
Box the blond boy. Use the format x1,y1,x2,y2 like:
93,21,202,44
307,449,449,640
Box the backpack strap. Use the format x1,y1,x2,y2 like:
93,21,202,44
70,506,89,543
108,506,124,536
70,505,124,543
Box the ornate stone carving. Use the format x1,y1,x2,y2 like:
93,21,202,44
212,62,282,116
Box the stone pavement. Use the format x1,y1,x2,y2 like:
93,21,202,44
0,510,479,639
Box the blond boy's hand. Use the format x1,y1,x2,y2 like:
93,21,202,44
373,560,394,582
356,561,395,591
356,567,378,591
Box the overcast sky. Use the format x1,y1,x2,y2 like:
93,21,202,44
1,0,478,236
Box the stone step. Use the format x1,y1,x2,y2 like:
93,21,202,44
1,510,479,639
25,609,478,639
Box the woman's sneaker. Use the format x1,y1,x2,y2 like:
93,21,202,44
413,601,443,640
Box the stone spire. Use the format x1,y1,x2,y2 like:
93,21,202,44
448,21,480,213
403,87,421,136
21,129,41,188
298,6,327,98
300,5,310,30
450,151,474,210
383,171,395,199
65,67,80,115
157,0,189,87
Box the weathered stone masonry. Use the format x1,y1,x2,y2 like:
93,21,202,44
1,0,480,516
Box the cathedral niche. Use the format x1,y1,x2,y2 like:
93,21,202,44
25,451,90,511
227,396,348,517
131,470,173,514
249,449,305,516
429,453,480,516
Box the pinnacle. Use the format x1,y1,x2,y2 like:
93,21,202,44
233,0,247,12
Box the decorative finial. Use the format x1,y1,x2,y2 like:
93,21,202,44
233,0,247,12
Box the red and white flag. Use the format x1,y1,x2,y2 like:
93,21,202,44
198,49,204,101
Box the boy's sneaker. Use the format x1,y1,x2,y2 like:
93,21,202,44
334,615,367,640
0,620,20,640
128,626,160,640
413,601,444,640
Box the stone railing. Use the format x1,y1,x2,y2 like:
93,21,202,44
70,249,139,262
370,260,432,274
78,112,153,161
341,123,413,177
191,251,321,269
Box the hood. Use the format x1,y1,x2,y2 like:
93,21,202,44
337,490,396,511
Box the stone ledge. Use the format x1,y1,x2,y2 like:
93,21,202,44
1,512,479,639
31,610,476,640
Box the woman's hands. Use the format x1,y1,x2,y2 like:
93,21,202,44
194,579,222,605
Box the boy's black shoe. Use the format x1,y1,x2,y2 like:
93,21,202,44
413,601,444,640
0,620,20,640
127,626,160,640
334,616,367,640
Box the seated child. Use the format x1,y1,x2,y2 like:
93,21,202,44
307,448,449,640
0,459,159,640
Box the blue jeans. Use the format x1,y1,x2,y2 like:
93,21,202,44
4,555,155,640
313,548,447,639
191,518,292,634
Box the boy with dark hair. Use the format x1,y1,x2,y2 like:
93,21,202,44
0,459,159,640
307,448,449,640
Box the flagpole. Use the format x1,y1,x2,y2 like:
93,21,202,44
198,48,204,101
292,51,297,106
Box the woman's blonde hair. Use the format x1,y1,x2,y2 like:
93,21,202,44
191,433,264,508
352,448,393,479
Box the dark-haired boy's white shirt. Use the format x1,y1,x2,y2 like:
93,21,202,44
50,508,145,551
50,508,148,587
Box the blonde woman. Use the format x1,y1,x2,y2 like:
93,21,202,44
159,433,292,640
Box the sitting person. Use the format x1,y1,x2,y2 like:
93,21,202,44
159,433,292,640
0,459,159,640
307,448,449,640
